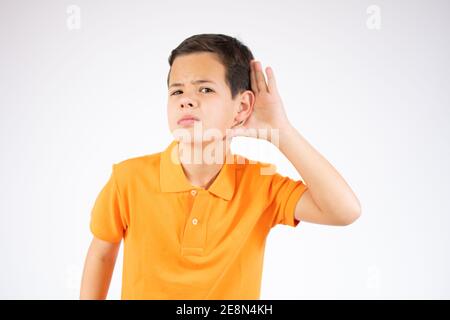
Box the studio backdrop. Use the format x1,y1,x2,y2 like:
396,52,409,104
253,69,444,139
0,0,449,299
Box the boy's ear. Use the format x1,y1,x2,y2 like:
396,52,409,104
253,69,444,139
235,90,254,124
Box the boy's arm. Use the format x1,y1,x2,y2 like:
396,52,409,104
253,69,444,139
228,60,361,226
80,236,121,300
278,125,361,226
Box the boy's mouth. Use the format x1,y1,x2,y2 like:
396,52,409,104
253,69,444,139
177,115,200,126
178,119,198,126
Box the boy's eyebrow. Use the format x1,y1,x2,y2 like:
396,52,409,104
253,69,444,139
169,79,217,89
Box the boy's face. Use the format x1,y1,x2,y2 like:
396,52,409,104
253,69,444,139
167,52,253,144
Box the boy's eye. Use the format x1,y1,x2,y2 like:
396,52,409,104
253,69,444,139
170,88,214,96
200,87,214,93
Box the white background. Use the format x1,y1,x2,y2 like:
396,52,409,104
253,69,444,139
0,0,449,299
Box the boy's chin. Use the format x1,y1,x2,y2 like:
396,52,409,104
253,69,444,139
171,125,230,144
173,134,229,145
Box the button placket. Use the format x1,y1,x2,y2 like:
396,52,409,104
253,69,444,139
181,190,210,256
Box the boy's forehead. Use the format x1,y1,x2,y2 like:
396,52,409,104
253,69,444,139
169,53,226,85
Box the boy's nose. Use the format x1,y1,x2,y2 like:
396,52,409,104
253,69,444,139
179,95,198,109
181,102,194,108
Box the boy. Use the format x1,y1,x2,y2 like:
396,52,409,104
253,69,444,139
80,34,361,300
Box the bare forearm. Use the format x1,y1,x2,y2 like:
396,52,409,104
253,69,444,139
275,124,361,220
80,250,117,299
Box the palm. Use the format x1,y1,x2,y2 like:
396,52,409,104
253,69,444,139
237,60,290,136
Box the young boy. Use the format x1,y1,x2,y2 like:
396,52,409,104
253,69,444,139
80,34,361,300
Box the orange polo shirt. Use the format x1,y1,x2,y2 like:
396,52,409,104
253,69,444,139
90,139,308,299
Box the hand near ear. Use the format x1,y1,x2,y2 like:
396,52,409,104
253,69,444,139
227,60,291,140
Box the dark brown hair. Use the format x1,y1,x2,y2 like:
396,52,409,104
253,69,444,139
167,33,255,100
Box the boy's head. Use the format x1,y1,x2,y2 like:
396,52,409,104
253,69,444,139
166,34,255,144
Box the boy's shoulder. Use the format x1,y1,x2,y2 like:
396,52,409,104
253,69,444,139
117,151,161,165
112,150,162,178
233,154,267,166
233,154,278,178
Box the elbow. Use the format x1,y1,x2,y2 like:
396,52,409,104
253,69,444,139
336,202,362,226
343,210,361,226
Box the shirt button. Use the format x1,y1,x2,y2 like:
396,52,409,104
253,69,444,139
192,218,198,225
190,190,197,196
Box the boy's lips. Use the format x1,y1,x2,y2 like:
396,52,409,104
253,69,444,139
177,115,200,125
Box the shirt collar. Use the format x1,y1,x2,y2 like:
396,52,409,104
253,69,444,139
159,140,236,201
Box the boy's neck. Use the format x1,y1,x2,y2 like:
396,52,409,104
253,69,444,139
177,138,232,190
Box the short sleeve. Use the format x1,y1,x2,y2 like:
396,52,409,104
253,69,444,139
267,171,308,229
90,164,127,243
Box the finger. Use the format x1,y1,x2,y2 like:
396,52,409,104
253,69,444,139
254,61,268,92
250,60,258,93
266,66,277,94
